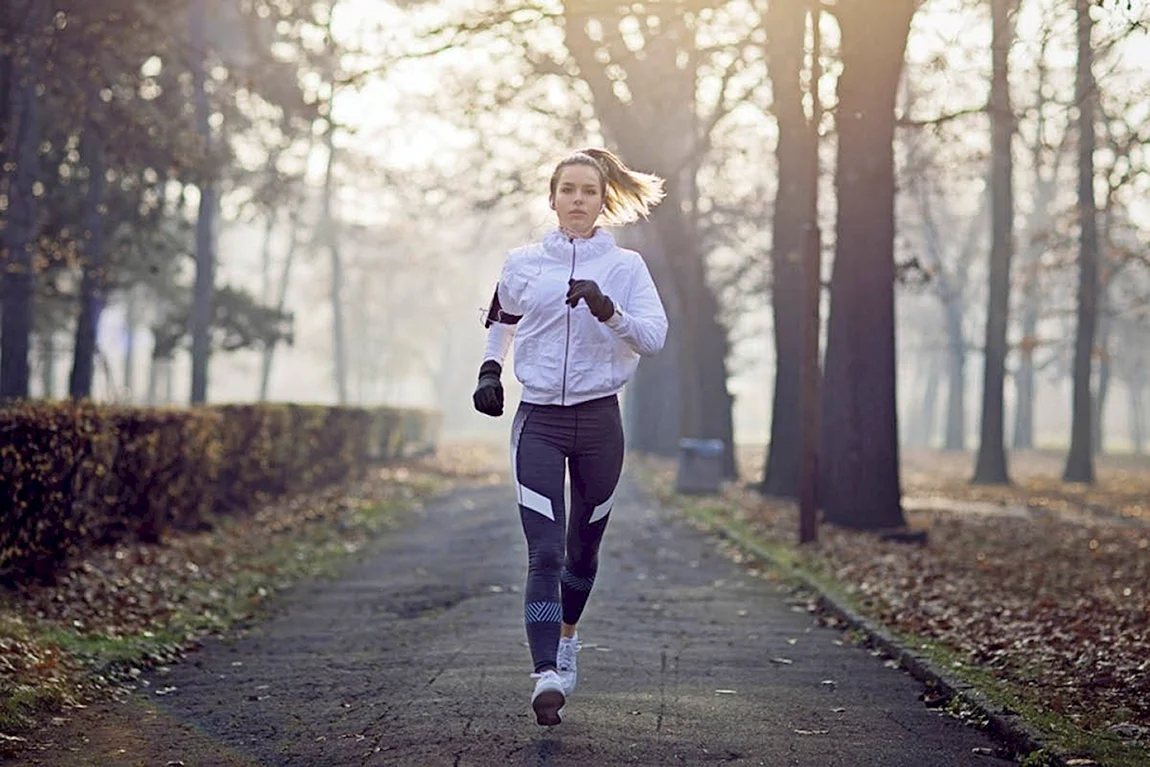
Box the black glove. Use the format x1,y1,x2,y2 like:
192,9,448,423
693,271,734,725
566,279,615,322
472,360,504,417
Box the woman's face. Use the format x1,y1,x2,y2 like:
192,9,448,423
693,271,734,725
550,164,603,236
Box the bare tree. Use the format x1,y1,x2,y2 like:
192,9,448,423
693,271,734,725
68,114,109,400
972,0,1019,485
0,2,51,400
1063,0,1099,483
761,0,816,499
189,0,217,404
819,1,916,530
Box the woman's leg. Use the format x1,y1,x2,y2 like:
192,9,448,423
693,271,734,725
511,404,574,673
562,398,625,629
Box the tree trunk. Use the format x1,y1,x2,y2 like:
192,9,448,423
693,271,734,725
1093,292,1111,455
1012,295,1038,449
0,45,11,172
760,0,811,498
1130,376,1146,454
189,0,216,405
915,353,942,448
625,347,682,457
0,10,47,401
147,352,160,406
943,304,966,451
972,0,1016,485
254,195,276,399
259,187,308,400
699,303,738,478
1012,22,1063,453
123,287,137,401
260,212,277,305
38,333,55,398
69,125,108,400
164,355,175,404
618,224,682,457
797,2,823,544
1063,0,1098,484
819,0,914,530
322,131,348,405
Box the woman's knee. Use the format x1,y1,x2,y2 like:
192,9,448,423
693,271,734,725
528,545,564,575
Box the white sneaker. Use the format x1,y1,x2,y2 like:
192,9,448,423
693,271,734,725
557,634,581,696
530,669,566,726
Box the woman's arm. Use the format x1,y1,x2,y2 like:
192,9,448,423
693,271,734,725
481,253,526,362
484,321,517,363
604,258,668,357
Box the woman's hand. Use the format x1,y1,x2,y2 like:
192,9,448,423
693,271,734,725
566,279,615,322
473,360,504,417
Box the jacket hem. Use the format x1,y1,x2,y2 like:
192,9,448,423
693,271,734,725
521,385,624,407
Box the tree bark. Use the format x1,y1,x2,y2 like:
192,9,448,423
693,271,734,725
1063,0,1098,484
0,7,48,401
819,0,914,530
189,0,216,405
760,0,811,499
69,124,108,400
972,0,1017,485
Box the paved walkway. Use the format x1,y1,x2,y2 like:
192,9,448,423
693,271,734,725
23,476,1012,766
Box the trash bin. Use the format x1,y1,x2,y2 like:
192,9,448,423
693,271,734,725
675,438,725,495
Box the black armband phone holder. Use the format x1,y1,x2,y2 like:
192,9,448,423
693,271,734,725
484,285,523,328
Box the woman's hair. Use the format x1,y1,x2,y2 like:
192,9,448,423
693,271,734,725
548,147,665,226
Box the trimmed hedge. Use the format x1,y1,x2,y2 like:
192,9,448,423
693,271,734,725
0,401,440,584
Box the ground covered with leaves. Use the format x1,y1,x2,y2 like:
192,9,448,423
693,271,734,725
0,444,508,757
635,447,1150,766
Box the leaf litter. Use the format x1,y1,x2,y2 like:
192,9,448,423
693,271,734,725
634,447,1150,737
0,444,501,748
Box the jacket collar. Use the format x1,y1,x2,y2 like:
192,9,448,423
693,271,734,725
542,227,616,260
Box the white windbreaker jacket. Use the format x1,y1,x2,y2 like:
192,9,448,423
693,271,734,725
483,227,668,407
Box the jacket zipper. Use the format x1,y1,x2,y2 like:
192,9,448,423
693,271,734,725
560,238,576,406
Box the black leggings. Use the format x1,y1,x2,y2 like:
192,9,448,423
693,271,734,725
511,395,624,673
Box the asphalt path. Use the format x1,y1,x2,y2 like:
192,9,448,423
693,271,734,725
21,475,1014,766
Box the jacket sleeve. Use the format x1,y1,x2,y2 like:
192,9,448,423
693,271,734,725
495,250,528,316
483,322,516,364
481,251,527,364
604,256,668,357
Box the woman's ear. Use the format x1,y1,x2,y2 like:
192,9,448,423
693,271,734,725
549,197,556,210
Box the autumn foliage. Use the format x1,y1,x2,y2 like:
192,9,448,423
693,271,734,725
0,401,440,585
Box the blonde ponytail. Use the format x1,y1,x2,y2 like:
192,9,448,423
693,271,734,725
549,148,665,226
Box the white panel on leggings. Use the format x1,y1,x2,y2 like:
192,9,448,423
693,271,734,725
589,491,615,524
520,484,555,520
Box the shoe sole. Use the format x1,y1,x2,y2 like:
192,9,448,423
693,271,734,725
532,689,565,726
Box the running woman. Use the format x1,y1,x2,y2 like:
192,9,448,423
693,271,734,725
473,148,668,726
